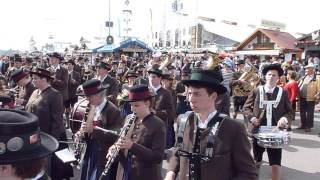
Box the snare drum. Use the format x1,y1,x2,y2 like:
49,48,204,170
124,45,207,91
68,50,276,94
253,126,291,149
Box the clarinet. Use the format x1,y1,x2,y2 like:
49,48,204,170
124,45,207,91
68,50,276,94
73,103,95,168
99,113,137,180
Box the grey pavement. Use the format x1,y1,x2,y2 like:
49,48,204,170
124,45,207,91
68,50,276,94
256,111,320,180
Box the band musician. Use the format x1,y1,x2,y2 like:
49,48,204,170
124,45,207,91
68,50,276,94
243,64,294,180
164,69,257,180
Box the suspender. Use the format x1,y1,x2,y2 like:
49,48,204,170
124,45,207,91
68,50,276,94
258,86,283,126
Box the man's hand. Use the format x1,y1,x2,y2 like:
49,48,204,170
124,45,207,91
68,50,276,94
117,137,133,150
15,98,24,105
164,171,175,180
250,117,259,127
80,122,93,134
277,117,288,128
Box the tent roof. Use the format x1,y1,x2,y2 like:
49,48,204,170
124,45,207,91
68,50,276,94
118,38,153,52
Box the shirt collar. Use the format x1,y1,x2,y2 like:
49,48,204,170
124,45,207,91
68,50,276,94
264,85,276,93
101,74,108,82
197,110,217,129
53,64,60,70
94,98,107,120
151,85,161,92
31,169,45,180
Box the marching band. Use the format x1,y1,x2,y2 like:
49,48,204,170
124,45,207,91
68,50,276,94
0,51,319,180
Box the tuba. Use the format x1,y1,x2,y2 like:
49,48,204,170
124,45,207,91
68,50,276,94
205,54,221,70
116,87,129,103
159,55,172,72
233,62,259,97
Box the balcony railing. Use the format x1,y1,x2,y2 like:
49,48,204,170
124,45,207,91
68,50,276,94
252,42,275,50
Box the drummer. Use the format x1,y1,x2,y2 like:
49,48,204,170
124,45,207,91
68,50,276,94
243,64,294,180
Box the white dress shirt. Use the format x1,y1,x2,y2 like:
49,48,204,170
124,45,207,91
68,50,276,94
197,110,217,129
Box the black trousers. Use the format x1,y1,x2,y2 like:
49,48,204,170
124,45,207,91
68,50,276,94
253,138,282,166
299,98,315,128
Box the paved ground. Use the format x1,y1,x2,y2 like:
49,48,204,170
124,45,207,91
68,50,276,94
69,111,320,180
257,111,320,180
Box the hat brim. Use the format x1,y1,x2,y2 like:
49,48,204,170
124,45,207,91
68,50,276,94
147,70,162,77
182,79,227,94
262,65,284,76
30,72,54,80
122,95,155,102
126,75,139,78
0,132,58,164
305,65,315,69
79,87,107,97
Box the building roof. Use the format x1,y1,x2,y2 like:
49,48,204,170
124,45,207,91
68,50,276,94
200,19,255,43
236,28,298,50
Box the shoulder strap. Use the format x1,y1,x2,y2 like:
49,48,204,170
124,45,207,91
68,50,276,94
273,87,283,108
177,111,193,145
101,101,109,127
259,85,264,108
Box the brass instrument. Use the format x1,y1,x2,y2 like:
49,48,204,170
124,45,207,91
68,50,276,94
120,68,130,83
116,88,129,102
159,55,172,72
233,62,259,97
83,66,94,81
205,54,221,70
73,101,96,169
99,113,137,180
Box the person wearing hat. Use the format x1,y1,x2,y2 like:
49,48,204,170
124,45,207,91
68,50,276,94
147,67,175,149
10,69,36,108
133,64,148,86
78,79,123,180
65,60,82,128
23,56,34,72
161,73,177,148
175,68,192,115
117,60,129,84
25,68,74,179
6,54,23,89
116,84,166,180
118,71,139,118
108,60,118,78
297,63,320,132
0,55,10,75
165,69,257,180
0,93,14,109
231,59,248,120
243,64,294,180
97,61,120,105
48,52,69,110
73,57,85,80
0,109,59,180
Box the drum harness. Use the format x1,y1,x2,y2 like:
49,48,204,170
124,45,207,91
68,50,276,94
176,111,227,180
258,86,283,126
